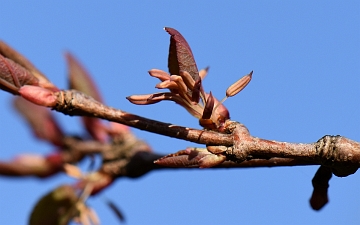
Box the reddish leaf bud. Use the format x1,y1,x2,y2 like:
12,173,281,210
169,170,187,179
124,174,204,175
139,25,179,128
19,85,57,107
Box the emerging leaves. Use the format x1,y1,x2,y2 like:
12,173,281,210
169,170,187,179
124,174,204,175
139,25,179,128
66,52,109,142
0,41,58,94
127,27,252,131
165,27,200,83
13,97,64,146
0,54,39,94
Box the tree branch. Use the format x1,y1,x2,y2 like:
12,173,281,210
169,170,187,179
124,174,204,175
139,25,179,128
48,89,360,178
54,90,233,146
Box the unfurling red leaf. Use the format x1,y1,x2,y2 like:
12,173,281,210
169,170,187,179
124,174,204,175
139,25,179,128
13,97,64,146
0,54,39,95
65,52,102,102
0,41,58,91
164,27,200,82
65,52,108,142
29,185,78,225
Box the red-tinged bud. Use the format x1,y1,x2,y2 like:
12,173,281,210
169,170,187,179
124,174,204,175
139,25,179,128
13,97,65,146
19,85,57,107
202,91,214,119
226,71,253,97
0,55,40,95
191,78,201,104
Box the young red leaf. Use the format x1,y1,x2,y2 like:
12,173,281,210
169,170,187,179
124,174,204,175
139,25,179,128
0,41,58,91
65,52,103,102
13,97,64,146
0,55,39,95
65,52,108,142
84,118,109,142
164,27,200,82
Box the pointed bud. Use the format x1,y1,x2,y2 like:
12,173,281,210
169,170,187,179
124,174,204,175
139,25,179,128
226,71,253,97
126,94,163,105
191,77,201,104
199,66,209,80
202,91,214,119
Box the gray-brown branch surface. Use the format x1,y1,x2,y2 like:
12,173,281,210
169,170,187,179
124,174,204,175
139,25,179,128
52,89,360,178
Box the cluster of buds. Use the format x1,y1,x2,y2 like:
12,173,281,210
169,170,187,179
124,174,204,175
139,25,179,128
127,27,252,131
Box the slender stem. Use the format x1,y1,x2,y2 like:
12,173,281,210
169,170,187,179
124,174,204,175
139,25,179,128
54,90,233,146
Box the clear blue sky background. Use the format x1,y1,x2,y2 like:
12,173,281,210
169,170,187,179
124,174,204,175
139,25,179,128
0,1,359,225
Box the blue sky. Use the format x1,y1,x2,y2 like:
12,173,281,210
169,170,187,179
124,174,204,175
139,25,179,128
0,1,359,225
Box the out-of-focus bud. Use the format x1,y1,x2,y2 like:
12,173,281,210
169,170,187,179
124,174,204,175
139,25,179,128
19,85,57,107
